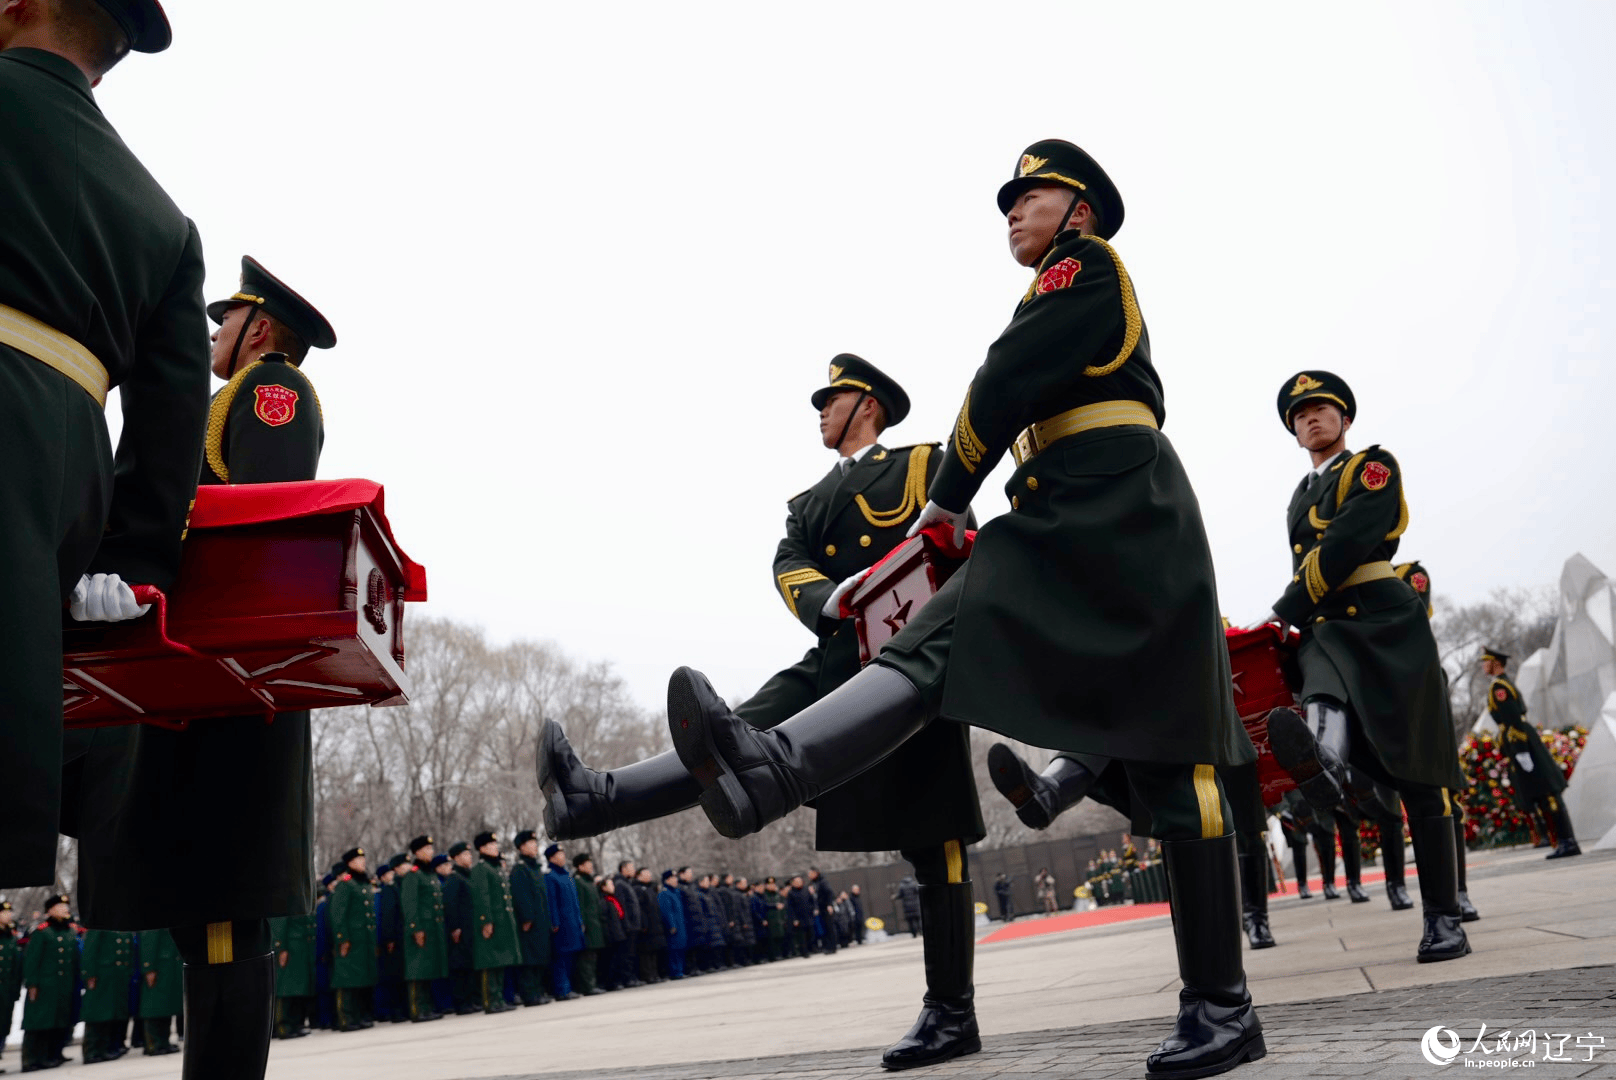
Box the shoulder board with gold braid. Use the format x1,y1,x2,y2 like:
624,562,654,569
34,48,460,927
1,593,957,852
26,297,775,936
853,444,933,528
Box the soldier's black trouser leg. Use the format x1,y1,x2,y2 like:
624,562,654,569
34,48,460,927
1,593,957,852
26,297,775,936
882,841,981,1070
450,967,477,1012
1332,810,1369,902
1451,810,1480,921
1308,820,1340,898
172,920,274,1079
1403,786,1469,963
1539,794,1581,859
1236,831,1275,949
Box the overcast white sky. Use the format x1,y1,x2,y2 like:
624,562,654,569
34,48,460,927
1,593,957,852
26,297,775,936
97,1,1614,715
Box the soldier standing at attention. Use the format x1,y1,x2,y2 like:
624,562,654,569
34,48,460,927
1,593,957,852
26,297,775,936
666,141,1262,1078
80,927,135,1063
572,853,606,995
1255,371,1470,965
400,836,447,1022
329,847,378,1031
1482,648,1580,859
137,928,181,1055
542,354,986,1067
20,895,78,1070
469,832,520,1012
268,911,316,1038
0,901,21,1068
509,831,553,1007
0,0,208,897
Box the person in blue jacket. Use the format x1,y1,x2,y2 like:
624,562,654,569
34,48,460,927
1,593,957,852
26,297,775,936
313,870,338,1029
656,870,687,978
696,876,727,971
674,868,706,975
543,843,584,999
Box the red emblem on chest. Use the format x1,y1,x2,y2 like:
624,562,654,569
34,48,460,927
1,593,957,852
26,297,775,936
1360,461,1391,490
1410,571,1429,592
1494,688,1508,702
253,384,299,427
1036,258,1082,295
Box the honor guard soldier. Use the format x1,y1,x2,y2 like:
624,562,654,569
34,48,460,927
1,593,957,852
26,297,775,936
470,831,521,1012
400,836,448,1022
330,848,378,1031
268,910,317,1038
21,895,79,1070
136,928,181,1055
1,0,207,896
67,255,337,1080
1482,647,1580,859
509,830,554,1006
661,141,1263,1077
1253,371,1470,964
0,902,20,1065
442,842,478,1013
80,928,135,1062
541,354,986,1068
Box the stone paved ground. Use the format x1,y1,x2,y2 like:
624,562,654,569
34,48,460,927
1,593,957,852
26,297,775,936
496,966,1616,1080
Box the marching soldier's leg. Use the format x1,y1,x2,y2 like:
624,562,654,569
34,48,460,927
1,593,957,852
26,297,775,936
1123,762,1264,1079
172,920,275,1078
1223,763,1275,949
1542,795,1582,860
1266,699,1352,811
881,841,981,1071
1403,786,1469,963
986,746,1102,830
1288,831,1311,899
1331,810,1369,903
1452,804,1480,921
1309,819,1340,900
1368,784,1413,910
538,725,701,841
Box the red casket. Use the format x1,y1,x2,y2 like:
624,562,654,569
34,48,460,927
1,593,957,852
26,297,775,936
849,529,971,666
1225,624,1301,807
61,479,427,729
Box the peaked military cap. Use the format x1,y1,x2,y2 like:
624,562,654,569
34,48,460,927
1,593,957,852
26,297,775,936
47,893,71,908
996,139,1125,240
809,353,911,426
93,0,171,53
1481,646,1510,665
544,843,563,859
206,256,337,352
1278,370,1356,431
474,830,497,849
408,834,433,853
513,829,537,847
448,841,469,858
341,847,364,863
389,854,409,869
430,854,450,867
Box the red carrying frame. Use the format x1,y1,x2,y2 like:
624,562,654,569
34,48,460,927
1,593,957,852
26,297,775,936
1224,623,1302,807
848,530,971,666
61,479,427,729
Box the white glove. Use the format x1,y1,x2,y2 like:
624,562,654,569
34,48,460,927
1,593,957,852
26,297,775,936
69,573,151,622
1515,752,1534,773
1242,610,1281,631
821,570,869,620
906,500,967,549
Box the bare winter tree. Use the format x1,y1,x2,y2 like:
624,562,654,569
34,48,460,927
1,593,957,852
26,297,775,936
1431,584,1556,735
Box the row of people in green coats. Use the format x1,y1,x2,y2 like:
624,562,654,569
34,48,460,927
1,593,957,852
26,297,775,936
0,896,183,1070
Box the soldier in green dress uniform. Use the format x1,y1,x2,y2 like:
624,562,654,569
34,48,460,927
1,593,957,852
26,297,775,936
541,353,987,1068
269,911,316,1038
329,847,378,1031
0,0,206,896
0,901,21,1068
67,255,336,1080
508,830,553,1007
1253,371,1470,964
80,928,135,1062
662,140,1262,1078
400,835,447,1022
571,854,606,996
469,832,520,1012
1482,647,1580,859
20,896,78,1069
137,928,181,1055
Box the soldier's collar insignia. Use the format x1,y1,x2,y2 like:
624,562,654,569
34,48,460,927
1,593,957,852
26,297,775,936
828,363,844,382
1290,373,1325,396
1020,154,1049,177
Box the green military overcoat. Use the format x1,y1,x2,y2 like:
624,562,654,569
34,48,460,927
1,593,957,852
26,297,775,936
739,441,985,851
879,232,1247,767
575,871,605,950
1270,447,1462,790
400,862,449,981
269,913,317,998
1488,675,1566,800
137,928,182,1018
20,919,78,1030
79,929,133,1023
469,857,521,970
329,872,378,989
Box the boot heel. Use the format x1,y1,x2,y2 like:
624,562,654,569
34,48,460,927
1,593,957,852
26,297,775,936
700,772,758,840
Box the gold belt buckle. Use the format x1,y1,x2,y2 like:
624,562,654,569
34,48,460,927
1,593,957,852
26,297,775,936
1012,426,1039,466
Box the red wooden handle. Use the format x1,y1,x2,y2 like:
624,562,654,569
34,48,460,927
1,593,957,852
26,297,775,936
127,584,211,660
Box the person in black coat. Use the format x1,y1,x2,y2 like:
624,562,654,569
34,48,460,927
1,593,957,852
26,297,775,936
611,862,643,988
809,868,837,955
849,885,867,944
733,877,757,962
597,878,629,990
441,843,476,1014
696,877,727,970
374,859,407,1022
675,869,708,974
896,876,922,937
633,870,665,984
509,831,552,1007
716,874,744,967
993,874,1014,922
785,877,815,958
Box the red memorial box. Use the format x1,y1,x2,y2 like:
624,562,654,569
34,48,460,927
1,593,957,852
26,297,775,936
1225,623,1302,807
61,479,427,729
848,528,972,666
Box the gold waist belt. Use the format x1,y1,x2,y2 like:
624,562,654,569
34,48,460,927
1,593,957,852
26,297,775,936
1011,400,1158,466
0,303,108,406
1338,561,1397,589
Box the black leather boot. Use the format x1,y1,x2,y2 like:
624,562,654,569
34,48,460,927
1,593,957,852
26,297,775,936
1453,815,1479,921
180,953,275,1080
1291,845,1311,898
1409,816,1470,963
1379,821,1412,909
987,745,1096,830
668,664,928,838
881,883,980,1070
1313,830,1340,899
1237,851,1275,950
1147,835,1265,1078
1266,703,1350,811
1337,817,1369,902
1545,802,1581,859
538,720,702,841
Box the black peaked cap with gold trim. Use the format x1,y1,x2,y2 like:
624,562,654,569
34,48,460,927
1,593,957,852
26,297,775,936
93,0,171,53
996,139,1125,240
408,834,433,853
341,847,364,863
810,353,910,426
1481,646,1510,666
1278,370,1356,431
207,256,337,352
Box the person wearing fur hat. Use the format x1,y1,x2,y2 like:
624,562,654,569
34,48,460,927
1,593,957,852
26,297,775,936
329,848,378,1031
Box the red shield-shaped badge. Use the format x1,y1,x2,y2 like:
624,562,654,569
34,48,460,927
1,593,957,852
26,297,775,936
1411,571,1429,593
1494,688,1508,702
1036,257,1082,295
1361,461,1391,490
253,384,299,427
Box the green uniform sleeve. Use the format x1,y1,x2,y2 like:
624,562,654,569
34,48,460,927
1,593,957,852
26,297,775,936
224,360,322,484
772,494,835,633
929,235,1127,512
1272,447,1407,627
89,219,210,589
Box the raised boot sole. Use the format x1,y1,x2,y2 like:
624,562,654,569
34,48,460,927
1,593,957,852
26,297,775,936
987,744,1053,829
1265,709,1346,809
669,667,760,839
